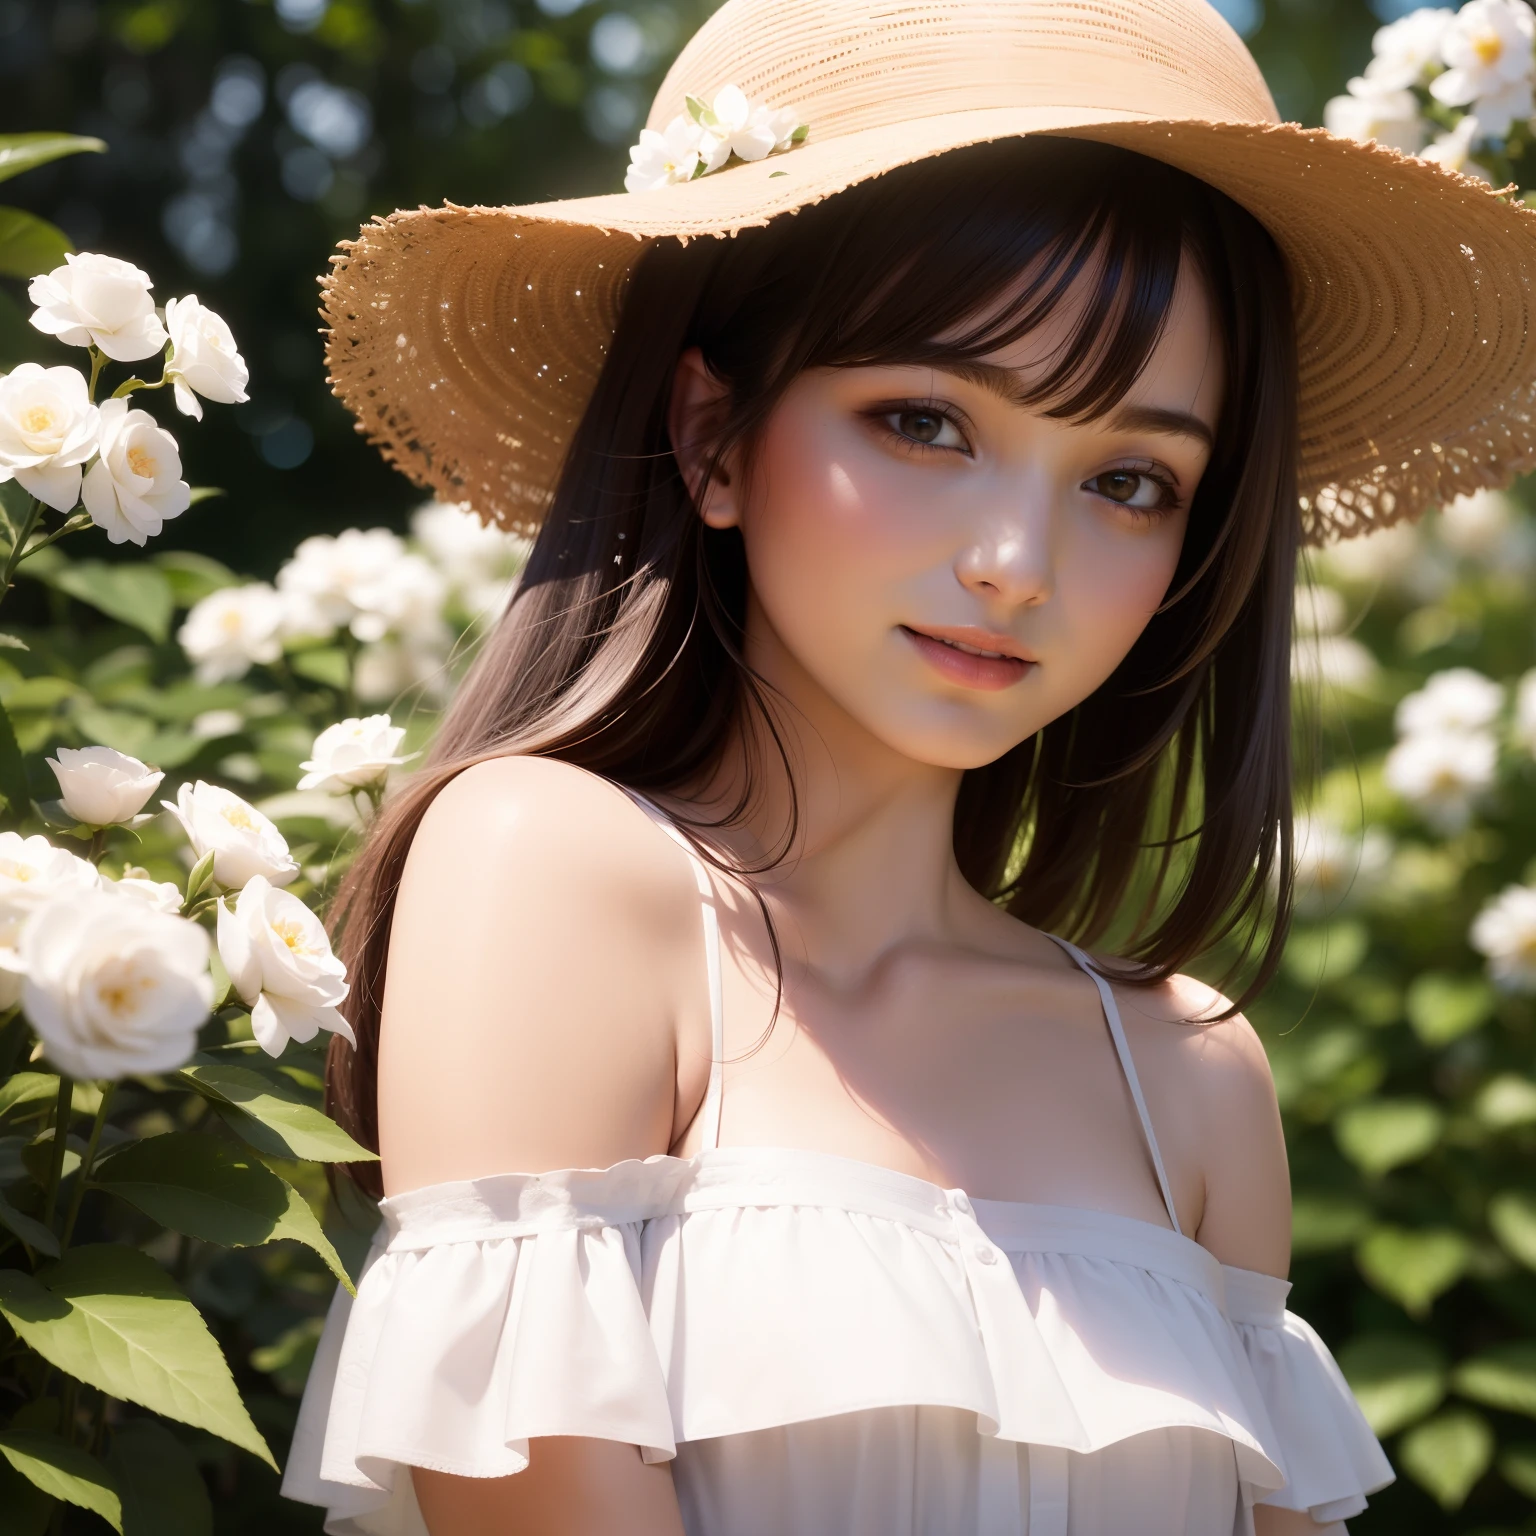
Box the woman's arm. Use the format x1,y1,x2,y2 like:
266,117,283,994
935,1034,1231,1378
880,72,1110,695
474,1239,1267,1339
378,757,710,1535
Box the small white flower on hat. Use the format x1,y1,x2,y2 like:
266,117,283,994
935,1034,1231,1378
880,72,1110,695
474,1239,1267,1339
164,294,250,421
27,252,168,363
626,84,806,192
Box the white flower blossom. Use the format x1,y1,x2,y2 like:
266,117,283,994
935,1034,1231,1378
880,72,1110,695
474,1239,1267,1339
1293,812,1392,918
27,253,168,363
297,714,415,794
1471,883,1536,991
217,875,353,1057
353,638,453,706
161,780,299,890
1364,7,1456,88
1319,520,1425,588
189,708,245,740
81,398,192,546
0,363,100,512
163,295,250,421
1440,487,1516,557
178,583,286,684
45,746,163,827
113,868,184,914
0,833,101,1008
625,113,706,191
1323,79,1427,152
21,885,212,1078
1395,667,1504,737
698,84,799,172
275,528,448,646
1384,730,1498,830
1421,113,1496,177
1294,634,1379,692
1294,584,1348,636
1430,0,1536,136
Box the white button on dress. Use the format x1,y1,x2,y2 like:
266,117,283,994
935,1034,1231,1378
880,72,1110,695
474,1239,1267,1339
281,796,1394,1536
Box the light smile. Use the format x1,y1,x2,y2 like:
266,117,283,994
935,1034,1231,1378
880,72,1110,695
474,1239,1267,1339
899,624,1036,691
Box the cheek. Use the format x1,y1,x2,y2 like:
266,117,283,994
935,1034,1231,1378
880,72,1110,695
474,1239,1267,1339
1055,518,1186,683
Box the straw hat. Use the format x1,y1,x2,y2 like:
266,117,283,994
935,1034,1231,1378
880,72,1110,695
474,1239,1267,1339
320,0,1536,544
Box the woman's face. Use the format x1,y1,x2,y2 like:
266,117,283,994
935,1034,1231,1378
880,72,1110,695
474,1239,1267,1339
676,256,1224,772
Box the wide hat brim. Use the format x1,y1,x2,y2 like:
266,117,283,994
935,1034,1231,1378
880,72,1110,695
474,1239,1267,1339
321,9,1536,544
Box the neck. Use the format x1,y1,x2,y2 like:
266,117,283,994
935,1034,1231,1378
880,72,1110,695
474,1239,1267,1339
690,612,977,982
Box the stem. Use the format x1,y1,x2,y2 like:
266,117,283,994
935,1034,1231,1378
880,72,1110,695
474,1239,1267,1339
41,1075,73,1234
87,347,106,402
18,511,93,562
341,629,360,717
86,828,107,866
0,496,43,605
60,1082,113,1252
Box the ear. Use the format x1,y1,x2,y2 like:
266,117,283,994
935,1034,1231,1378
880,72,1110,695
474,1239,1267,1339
667,346,740,529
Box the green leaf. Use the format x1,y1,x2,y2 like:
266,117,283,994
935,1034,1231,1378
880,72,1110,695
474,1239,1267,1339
0,695,31,821
0,1187,59,1257
0,1449,53,1535
182,849,216,911
1453,1342,1536,1418
249,1314,324,1394
789,123,809,142
175,1062,377,1163
0,1074,102,1122
0,208,71,280
1499,1442,1536,1499
68,703,157,762
1475,1073,1536,1129
1356,1226,1469,1317
0,289,35,370
1406,971,1495,1047
93,1133,355,1292
32,561,175,643
1289,1192,1372,1256
104,1420,212,1536
1334,1097,1443,1176
0,1245,275,1467
287,647,350,690
186,487,225,506
1337,1333,1446,1437
152,550,239,610
1398,1409,1492,1511
684,93,708,123
1283,921,1369,987
0,133,107,185
0,1431,121,1532
1489,1190,1536,1270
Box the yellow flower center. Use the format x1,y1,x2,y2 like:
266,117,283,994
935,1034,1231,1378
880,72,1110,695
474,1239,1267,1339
20,405,57,435
127,445,156,479
220,802,256,831
99,965,155,1020
0,859,34,882
1473,30,1504,66
220,609,245,634
272,916,314,955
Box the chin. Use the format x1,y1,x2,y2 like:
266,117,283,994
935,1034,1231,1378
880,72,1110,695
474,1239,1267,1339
862,708,1037,772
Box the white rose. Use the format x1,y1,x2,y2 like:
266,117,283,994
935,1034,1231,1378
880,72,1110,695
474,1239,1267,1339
1395,667,1504,737
28,253,168,363
0,363,100,513
410,498,530,588
1471,883,1536,992
178,583,286,684
216,876,354,1057
21,886,212,1079
0,832,102,1008
1293,813,1392,918
45,745,164,827
275,527,404,634
81,398,192,546
113,868,184,913
163,295,250,422
160,781,299,890
1383,729,1498,831
297,714,415,793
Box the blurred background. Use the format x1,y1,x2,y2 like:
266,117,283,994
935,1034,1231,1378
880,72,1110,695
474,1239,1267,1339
6,1,1536,1533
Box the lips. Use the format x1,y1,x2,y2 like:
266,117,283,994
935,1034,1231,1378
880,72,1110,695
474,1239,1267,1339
900,624,1036,691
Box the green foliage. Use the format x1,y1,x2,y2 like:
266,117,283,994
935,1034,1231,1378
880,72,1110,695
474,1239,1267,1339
0,1430,122,1531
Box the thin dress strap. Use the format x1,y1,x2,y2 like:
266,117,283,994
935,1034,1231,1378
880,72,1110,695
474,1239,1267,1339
1045,933,1182,1236
621,790,726,1153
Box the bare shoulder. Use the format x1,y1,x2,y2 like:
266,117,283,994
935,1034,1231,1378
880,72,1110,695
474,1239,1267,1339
376,757,712,1193
1114,971,1291,1276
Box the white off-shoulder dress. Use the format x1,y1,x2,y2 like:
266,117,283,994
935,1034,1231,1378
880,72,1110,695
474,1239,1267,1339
282,805,1394,1536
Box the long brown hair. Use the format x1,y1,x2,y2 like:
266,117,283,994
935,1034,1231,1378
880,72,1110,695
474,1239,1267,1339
326,137,1300,1190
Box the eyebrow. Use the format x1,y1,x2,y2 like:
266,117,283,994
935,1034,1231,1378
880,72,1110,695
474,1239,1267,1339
914,360,1216,451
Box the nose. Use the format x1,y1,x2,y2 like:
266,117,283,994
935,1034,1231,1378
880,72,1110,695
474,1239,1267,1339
954,507,1054,610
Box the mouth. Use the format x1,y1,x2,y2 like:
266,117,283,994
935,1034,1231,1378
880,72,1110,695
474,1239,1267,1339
899,624,1036,691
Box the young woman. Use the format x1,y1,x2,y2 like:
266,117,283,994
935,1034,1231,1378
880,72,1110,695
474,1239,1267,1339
282,1,1536,1532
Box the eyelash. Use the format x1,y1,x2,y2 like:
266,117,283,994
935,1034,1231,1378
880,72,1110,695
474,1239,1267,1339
869,400,1184,521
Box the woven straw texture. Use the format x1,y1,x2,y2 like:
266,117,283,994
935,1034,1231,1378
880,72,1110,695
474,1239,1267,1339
321,0,1536,543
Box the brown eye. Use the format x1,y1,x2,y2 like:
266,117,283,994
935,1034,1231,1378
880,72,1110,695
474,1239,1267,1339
898,410,946,443
1086,469,1168,511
